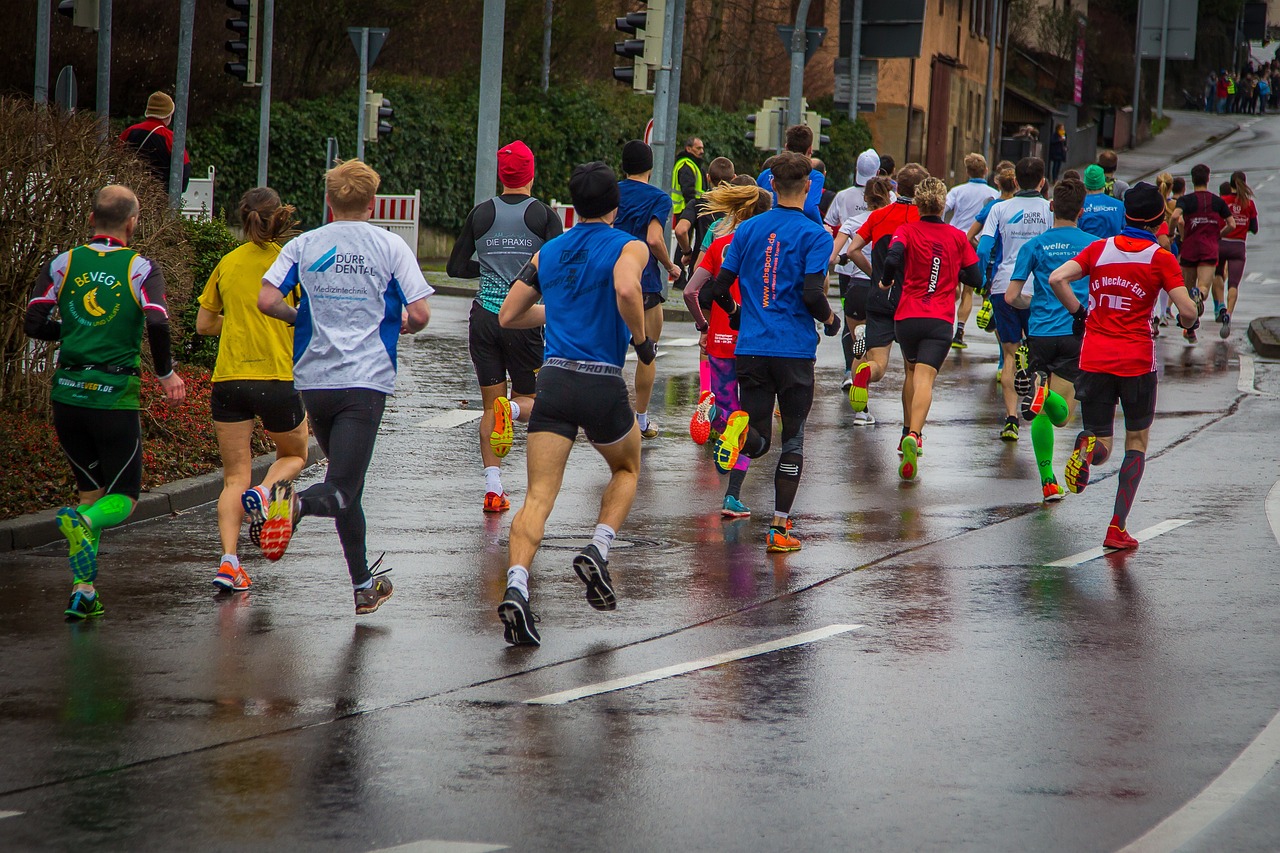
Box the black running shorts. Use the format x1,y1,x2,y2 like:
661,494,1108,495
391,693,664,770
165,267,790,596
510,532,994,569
642,291,665,311
1027,335,1082,384
211,379,306,433
52,402,143,499
894,317,953,370
468,301,544,396
528,364,635,445
734,355,815,457
840,275,870,321
864,308,896,350
1075,369,1158,437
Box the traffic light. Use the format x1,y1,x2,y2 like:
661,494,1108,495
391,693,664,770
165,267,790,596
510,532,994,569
224,0,258,85
613,11,648,92
746,98,784,150
805,111,832,151
364,91,393,143
57,0,99,31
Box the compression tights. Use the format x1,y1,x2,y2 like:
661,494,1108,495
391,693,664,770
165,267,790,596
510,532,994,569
1030,389,1070,485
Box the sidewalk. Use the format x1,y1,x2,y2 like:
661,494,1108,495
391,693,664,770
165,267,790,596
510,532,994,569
1115,109,1245,184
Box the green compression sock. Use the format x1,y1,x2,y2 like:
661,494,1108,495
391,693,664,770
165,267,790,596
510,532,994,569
77,503,100,548
1041,388,1069,427
81,493,134,532
1031,412,1057,485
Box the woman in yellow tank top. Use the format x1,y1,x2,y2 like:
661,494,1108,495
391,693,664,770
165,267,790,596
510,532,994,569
196,188,309,592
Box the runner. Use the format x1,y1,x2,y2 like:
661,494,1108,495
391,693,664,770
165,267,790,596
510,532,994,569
494,161,654,646
447,141,562,512
1170,163,1236,344
966,163,1016,359
979,157,1052,441
684,183,773,514
675,156,735,405
756,125,826,224
943,153,999,349
256,159,433,614
841,165,928,436
1078,165,1126,239
881,177,983,480
614,140,680,439
1047,182,1200,549
1097,150,1130,200
825,148,881,391
703,151,839,552
1215,170,1257,338
24,185,186,619
195,187,309,592
1003,178,1094,503
830,176,893,424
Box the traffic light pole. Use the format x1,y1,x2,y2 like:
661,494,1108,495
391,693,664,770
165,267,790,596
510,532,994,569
97,0,112,139
473,0,505,206
648,0,676,198
257,0,273,185
356,27,369,161
661,0,686,197
787,0,814,129
35,0,50,104
169,0,195,207
848,0,862,120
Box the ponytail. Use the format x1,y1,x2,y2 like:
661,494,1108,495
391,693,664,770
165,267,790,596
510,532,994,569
1230,170,1252,202
238,187,299,248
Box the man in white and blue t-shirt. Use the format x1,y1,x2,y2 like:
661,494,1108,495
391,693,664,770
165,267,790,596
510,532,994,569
944,152,1000,349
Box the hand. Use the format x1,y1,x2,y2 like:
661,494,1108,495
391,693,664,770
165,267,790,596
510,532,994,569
667,263,682,282
698,331,708,354
400,311,414,335
158,372,186,405
632,336,658,364
728,306,741,330
823,314,841,337
1071,305,1087,339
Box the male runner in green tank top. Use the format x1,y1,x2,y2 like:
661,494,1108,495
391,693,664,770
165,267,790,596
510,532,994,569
25,185,186,619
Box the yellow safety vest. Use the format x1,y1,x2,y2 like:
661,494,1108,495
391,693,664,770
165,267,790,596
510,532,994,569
671,155,705,214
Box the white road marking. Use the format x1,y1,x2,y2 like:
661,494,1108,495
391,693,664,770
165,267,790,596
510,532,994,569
1265,173,1276,182
0,811,22,819
415,409,483,430
1044,519,1192,568
661,337,701,347
526,624,863,705
368,842,507,853
1114,482,1280,852
1245,271,1263,283
1238,354,1258,394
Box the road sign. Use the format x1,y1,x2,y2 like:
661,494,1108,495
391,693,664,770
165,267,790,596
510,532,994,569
834,58,878,111
54,66,77,113
347,27,389,66
775,26,827,64
643,118,654,145
860,0,925,59
1138,0,1197,60
1243,2,1266,41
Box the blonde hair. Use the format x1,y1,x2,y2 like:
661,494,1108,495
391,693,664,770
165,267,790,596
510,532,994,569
325,159,381,216
963,153,987,178
914,177,947,215
239,187,298,248
703,183,772,237
994,167,1017,196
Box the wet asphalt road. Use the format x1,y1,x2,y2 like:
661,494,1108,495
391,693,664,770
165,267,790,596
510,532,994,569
2,122,1280,852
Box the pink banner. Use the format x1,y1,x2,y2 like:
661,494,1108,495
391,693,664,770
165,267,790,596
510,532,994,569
1073,16,1086,106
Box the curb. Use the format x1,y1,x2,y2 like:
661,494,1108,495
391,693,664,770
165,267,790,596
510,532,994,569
1248,317,1280,360
1126,121,1243,185
0,438,326,554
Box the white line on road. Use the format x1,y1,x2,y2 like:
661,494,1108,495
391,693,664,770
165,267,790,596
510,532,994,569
0,811,22,819
1245,271,1263,283
1045,519,1192,568
368,841,507,853
1238,354,1258,394
526,624,863,705
1115,483,1280,852
415,409,484,430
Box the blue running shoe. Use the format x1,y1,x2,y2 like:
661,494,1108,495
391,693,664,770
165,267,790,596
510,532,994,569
721,495,751,518
241,486,268,548
64,590,104,620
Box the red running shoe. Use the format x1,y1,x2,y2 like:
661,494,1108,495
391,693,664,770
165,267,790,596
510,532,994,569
483,491,511,513
689,391,716,445
259,481,298,562
1103,524,1139,550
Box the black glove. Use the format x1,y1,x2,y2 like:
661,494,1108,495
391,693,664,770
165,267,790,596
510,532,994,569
728,307,741,331
837,253,850,266
823,315,841,337
632,336,658,364
1071,305,1087,339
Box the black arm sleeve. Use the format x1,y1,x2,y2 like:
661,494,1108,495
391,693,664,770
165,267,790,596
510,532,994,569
883,241,906,286
1249,215,1259,235
24,266,61,341
446,206,483,279
703,266,739,315
147,320,174,377
801,272,834,321
958,261,983,290
181,160,191,193
529,201,564,241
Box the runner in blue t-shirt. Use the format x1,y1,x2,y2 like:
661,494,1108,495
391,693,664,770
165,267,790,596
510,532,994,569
494,161,656,647
613,140,680,439
1004,178,1095,503
1078,165,1126,238
701,151,838,554
755,124,825,225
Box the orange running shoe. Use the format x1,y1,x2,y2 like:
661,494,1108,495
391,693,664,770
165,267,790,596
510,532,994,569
766,525,802,552
491,396,514,458
212,560,252,592
259,481,298,562
1042,481,1065,503
689,391,716,445
484,491,511,513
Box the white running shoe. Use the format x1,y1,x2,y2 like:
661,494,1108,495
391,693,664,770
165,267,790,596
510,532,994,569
853,409,876,426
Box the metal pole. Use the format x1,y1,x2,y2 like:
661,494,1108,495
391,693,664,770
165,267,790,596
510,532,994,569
1156,0,1170,119
35,0,50,104
996,0,1011,150
356,28,369,161
848,0,862,121
540,0,552,92
96,0,112,139
257,0,274,186
662,0,686,193
1131,0,1143,147
474,0,506,206
787,0,815,128
981,0,998,163
169,0,194,207
649,0,676,194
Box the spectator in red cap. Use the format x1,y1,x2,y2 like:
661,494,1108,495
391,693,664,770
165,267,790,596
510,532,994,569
447,140,562,513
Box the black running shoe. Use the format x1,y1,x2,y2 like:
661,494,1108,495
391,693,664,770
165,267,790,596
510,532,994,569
498,587,541,646
572,544,617,611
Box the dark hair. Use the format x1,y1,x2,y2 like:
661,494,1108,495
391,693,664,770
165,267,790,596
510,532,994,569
784,124,813,154
894,163,928,199
707,156,735,186
1190,163,1211,186
239,187,298,248
878,154,896,176
730,174,756,186
1098,149,1119,172
1052,179,1086,222
1231,170,1252,201
1060,169,1082,182
1219,181,1232,196
1172,176,1186,195
770,151,812,194
92,186,139,230
1015,157,1045,190
752,187,773,218
864,176,893,209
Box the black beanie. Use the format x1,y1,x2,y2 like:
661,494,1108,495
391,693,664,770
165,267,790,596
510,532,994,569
1124,181,1166,225
570,161,621,219
621,139,654,175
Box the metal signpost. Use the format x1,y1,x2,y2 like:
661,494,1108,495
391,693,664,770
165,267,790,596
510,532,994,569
1135,0,1198,125
257,0,274,186
35,0,51,104
169,0,195,207
349,26,389,162
473,0,503,205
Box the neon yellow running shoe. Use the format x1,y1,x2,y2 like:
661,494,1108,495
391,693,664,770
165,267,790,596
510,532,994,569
898,433,920,481
56,508,98,584
849,362,870,412
490,396,514,458
714,411,750,473
976,297,995,331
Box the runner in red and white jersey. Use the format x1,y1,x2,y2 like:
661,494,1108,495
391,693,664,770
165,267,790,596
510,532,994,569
1169,163,1235,344
1047,183,1200,551
1214,170,1258,339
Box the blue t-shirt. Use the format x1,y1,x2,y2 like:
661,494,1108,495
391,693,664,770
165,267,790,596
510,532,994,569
720,206,833,360
536,223,640,367
756,168,825,225
1011,225,1096,337
614,178,673,293
1078,193,1126,239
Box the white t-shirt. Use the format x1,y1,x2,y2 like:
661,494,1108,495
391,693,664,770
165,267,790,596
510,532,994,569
980,193,1052,295
825,184,869,277
264,221,434,394
945,179,1000,233
837,212,874,281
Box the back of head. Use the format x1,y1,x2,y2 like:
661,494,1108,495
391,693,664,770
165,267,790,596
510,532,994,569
914,177,947,216
730,174,756,187
1231,170,1252,200
621,140,654,176
1060,168,1082,183
810,158,826,176
995,160,1015,174
569,161,621,219
707,156,735,186
326,160,380,217
1123,181,1166,230
1155,171,1173,198
863,176,893,210
770,151,813,196
1190,163,1210,187
93,185,140,231
895,163,928,198
239,187,298,248
1219,181,1232,196
1172,176,1186,195
1014,157,1045,191
964,152,988,178
995,167,1017,195
1083,164,1107,192
1098,149,1119,172
784,124,813,154
1052,178,1086,222
878,154,896,177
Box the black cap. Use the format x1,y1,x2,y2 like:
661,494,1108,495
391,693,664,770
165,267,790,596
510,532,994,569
569,161,620,219
1123,181,1166,224
621,139,653,175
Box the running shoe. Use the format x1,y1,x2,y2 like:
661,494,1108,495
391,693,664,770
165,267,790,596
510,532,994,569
851,330,867,359
498,587,541,646
483,491,511,513
1219,311,1231,339
721,494,751,518
714,411,750,473
354,557,393,615
212,560,252,592
1183,327,1198,345
841,371,853,391
951,326,967,349
899,432,920,481
852,409,876,426
1065,430,1095,494
490,396,514,458
995,368,1002,384
690,391,716,445
259,480,298,562
639,419,660,439
241,485,269,548
1189,287,1205,317
1150,316,1160,338
1014,341,1031,374
1042,481,1065,503
766,525,802,552
1215,306,1226,323
896,429,923,456
573,543,617,611
976,298,994,331
1103,523,1139,550
64,590,104,620
1013,363,1037,397
849,362,871,412
56,507,98,584
1020,377,1048,421
1000,417,1020,441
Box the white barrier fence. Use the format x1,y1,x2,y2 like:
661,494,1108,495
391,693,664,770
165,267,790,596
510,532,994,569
325,190,421,255
180,167,216,220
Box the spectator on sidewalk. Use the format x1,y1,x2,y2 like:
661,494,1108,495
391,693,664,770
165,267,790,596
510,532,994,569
1204,71,1218,112
119,92,191,193
671,137,707,217
1049,125,1067,183
1216,71,1230,114
1096,150,1128,200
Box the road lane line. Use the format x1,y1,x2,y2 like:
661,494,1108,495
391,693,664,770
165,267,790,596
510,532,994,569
1238,354,1258,394
415,410,483,430
0,811,22,819
1045,519,1192,568
368,841,507,853
525,624,863,705
1115,482,1280,852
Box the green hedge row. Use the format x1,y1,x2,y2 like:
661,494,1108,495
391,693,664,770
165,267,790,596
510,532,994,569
188,79,872,238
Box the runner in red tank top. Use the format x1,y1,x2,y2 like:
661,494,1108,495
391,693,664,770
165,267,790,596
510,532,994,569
1213,170,1258,338
1170,163,1235,344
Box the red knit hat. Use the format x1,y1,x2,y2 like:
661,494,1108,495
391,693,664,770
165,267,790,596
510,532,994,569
497,140,535,189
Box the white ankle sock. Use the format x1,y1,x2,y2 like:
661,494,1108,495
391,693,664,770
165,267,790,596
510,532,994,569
507,565,529,598
591,523,616,560
636,411,649,430
221,553,239,568
484,466,502,494
509,400,521,420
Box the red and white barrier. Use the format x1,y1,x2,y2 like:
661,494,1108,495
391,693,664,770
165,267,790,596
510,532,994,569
325,189,421,255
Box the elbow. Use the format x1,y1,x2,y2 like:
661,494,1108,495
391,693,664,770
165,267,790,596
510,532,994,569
257,290,274,314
